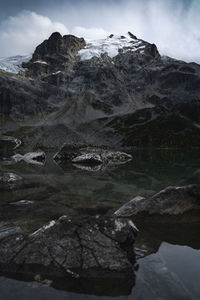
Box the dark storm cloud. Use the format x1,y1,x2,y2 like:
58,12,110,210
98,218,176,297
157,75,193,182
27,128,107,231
0,0,191,20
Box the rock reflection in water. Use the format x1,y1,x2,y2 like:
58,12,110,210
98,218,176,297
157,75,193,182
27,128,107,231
132,221,200,300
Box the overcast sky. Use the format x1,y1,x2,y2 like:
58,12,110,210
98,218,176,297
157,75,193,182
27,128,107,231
0,0,199,62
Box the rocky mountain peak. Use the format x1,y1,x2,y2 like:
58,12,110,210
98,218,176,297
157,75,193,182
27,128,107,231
32,32,86,61
17,31,161,77
128,31,137,39
22,32,86,76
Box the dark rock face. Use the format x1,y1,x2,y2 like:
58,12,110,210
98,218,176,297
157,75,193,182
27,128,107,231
0,216,137,279
0,32,200,149
115,184,200,217
54,144,132,168
23,32,86,76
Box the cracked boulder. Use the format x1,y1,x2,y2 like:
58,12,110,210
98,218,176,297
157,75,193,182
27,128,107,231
115,184,200,218
54,144,132,169
0,216,138,279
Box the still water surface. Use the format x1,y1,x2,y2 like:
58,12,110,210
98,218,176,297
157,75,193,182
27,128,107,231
0,149,200,299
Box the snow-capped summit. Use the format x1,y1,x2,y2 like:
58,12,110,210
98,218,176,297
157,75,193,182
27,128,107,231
0,55,31,74
78,32,146,60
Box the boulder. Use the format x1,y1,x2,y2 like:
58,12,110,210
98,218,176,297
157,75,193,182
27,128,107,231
0,216,138,279
115,184,200,217
54,144,132,168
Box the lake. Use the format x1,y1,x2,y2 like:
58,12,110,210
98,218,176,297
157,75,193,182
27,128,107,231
0,149,200,299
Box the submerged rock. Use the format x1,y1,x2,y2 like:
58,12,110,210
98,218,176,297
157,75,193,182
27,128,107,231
0,222,22,239
12,151,45,165
0,172,22,183
9,200,34,206
0,172,23,191
54,144,132,169
0,216,137,279
115,184,200,217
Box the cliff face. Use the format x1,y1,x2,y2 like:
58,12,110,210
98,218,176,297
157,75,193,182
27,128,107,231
0,32,200,150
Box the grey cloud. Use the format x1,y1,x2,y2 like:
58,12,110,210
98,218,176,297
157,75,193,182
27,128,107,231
0,0,199,62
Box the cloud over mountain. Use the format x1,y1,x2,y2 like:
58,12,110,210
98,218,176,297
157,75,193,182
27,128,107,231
0,0,200,63
0,11,68,57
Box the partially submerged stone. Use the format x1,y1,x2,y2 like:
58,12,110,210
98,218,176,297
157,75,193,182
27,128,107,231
0,172,23,190
115,184,200,218
0,216,137,279
9,200,34,206
115,196,146,217
54,144,132,169
72,153,103,165
12,151,46,165
0,172,22,184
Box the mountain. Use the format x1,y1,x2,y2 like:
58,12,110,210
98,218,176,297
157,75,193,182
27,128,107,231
0,31,200,150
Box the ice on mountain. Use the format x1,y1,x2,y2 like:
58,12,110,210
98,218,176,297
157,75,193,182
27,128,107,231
79,34,146,61
0,55,31,74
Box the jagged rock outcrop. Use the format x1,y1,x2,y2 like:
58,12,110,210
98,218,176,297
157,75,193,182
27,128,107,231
0,216,137,279
115,184,200,218
23,32,86,76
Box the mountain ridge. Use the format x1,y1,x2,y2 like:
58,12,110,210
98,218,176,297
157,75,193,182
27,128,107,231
0,31,200,150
